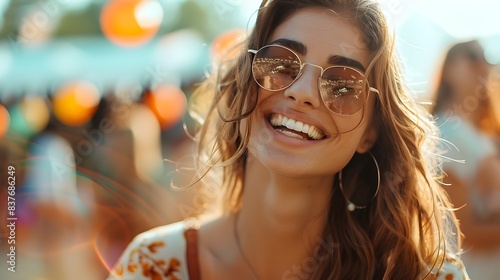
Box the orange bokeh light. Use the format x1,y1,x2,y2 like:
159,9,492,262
145,84,187,129
0,104,10,137
100,0,163,47
20,96,50,134
53,82,101,126
210,29,246,63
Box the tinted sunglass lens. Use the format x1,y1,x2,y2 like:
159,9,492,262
320,67,365,115
251,47,369,116
252,46,300,91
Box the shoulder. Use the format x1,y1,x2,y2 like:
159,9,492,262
428,253,470,280
107,220,196,280
437,114,495,151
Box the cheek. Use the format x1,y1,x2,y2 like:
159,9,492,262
239,88,269,139
360,93,377,124
330,97,376,145
246,110,271,148
255,88,274,103
328,103,373,135
329,114,363,134
243,100,269,150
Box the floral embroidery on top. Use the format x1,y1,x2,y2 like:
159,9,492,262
108,221,470,280
112,240,182,280
426,253,470,280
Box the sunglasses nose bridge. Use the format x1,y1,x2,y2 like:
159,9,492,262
302,62,325,74
291,62,324,88
297,63,325,86
283,63,323,109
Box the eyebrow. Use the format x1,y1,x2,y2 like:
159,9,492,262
268,38,308,56
328,55,366,72
267,38,366,72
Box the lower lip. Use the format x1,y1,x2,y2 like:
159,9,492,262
264,117,327,147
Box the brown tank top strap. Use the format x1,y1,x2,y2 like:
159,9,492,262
184,219,201,280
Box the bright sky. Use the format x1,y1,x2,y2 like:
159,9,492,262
0,0,8,16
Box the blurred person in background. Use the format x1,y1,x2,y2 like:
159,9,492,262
488,64,500,138
108,0,469,279
432,40,500,280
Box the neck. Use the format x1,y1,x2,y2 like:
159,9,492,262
235,154,333,278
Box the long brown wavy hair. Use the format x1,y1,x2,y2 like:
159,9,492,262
188,0,462,279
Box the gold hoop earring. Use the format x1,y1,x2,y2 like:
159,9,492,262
339,151,380,212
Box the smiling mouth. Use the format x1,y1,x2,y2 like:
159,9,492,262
267,113,327,140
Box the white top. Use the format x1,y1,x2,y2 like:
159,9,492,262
437,114,497,186
437,114,498,215
107,220,469,280
107,221,191,280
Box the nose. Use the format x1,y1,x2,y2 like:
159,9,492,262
283,64,322,109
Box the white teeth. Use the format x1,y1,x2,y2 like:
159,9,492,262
270,114,283,126
302,124,309,134
310,130,319,139
308,125,315,136
269,114,325,140
277,114,283,125
276,128,305,139
294,121,303,131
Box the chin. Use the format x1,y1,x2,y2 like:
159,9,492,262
246,145,340,179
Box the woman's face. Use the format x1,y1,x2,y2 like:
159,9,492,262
246,7,378,178
445,45,490,95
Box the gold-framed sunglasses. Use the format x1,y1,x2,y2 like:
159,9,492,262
248,45,379,116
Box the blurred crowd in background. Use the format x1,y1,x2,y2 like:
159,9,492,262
0,0,499,279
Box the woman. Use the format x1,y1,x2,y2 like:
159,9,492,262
108,0,469,279
432,41,500,280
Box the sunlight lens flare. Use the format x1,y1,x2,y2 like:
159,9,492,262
8,97,50,138
100,0,164,47
210,29,246,64
0,104,10,137
53,81,101,126
144,84,187,129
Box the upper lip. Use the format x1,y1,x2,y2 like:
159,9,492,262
264,108,330,138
